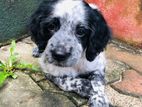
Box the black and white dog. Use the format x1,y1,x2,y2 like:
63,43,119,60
29,0,111,107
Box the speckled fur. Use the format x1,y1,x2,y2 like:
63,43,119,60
29,0,111,107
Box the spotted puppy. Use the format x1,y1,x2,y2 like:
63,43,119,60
29,0,111,107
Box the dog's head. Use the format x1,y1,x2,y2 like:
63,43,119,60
29,0,111,67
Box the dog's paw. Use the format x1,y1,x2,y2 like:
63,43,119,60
88,94,109,107
32,47,41,57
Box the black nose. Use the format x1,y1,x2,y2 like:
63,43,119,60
51,46,71,61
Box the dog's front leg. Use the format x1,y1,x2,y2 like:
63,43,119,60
45,73,94,98
88,71,109,107
45,72,109,107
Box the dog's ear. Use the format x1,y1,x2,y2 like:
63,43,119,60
28,1,56,53
86,9,111,61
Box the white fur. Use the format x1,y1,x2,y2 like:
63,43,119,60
89,3,99,10
40,52,106,77
53,0,86,24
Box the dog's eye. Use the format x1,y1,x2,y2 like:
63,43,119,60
43,18,60,32
48,23,56,31
76,27,86,37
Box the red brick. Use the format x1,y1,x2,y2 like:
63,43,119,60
111,70,142,97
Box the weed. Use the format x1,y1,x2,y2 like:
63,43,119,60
0,40,39,87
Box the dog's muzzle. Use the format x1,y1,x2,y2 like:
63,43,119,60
50,44,72,62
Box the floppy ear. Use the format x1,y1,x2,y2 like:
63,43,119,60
28,1,56,53
86,9,111,61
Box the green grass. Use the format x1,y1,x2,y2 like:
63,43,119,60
0,40,39,87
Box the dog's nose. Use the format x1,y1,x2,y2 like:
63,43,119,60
51,45,72,61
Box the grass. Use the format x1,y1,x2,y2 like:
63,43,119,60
0,40,39,87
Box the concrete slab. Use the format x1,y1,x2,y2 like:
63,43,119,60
0,72,76,107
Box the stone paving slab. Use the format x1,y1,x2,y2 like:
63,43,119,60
30,72,46,82
0,72,76,107
106,43,142,100
111,70,142,97
106,85,142,107
0,72,42,107
105,59,129,84
106,44,142,74
40,91,76,107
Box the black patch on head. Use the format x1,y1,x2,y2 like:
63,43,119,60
83,2,111,61
75,24,91,50
28,0,59,53
40,17,60,39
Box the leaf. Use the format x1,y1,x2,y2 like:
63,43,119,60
31,65,40,72
0,72,10,86
0,61,5,69
7,40,19,68
0,61,3,65
11,74,17,79
0,60,5,65
10,40,16,56
8,55,18,65
15,62,32,69
15,62,40,72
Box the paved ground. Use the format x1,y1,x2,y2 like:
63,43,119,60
0,37,142,107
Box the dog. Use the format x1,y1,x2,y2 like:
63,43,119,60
29,0,111,107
